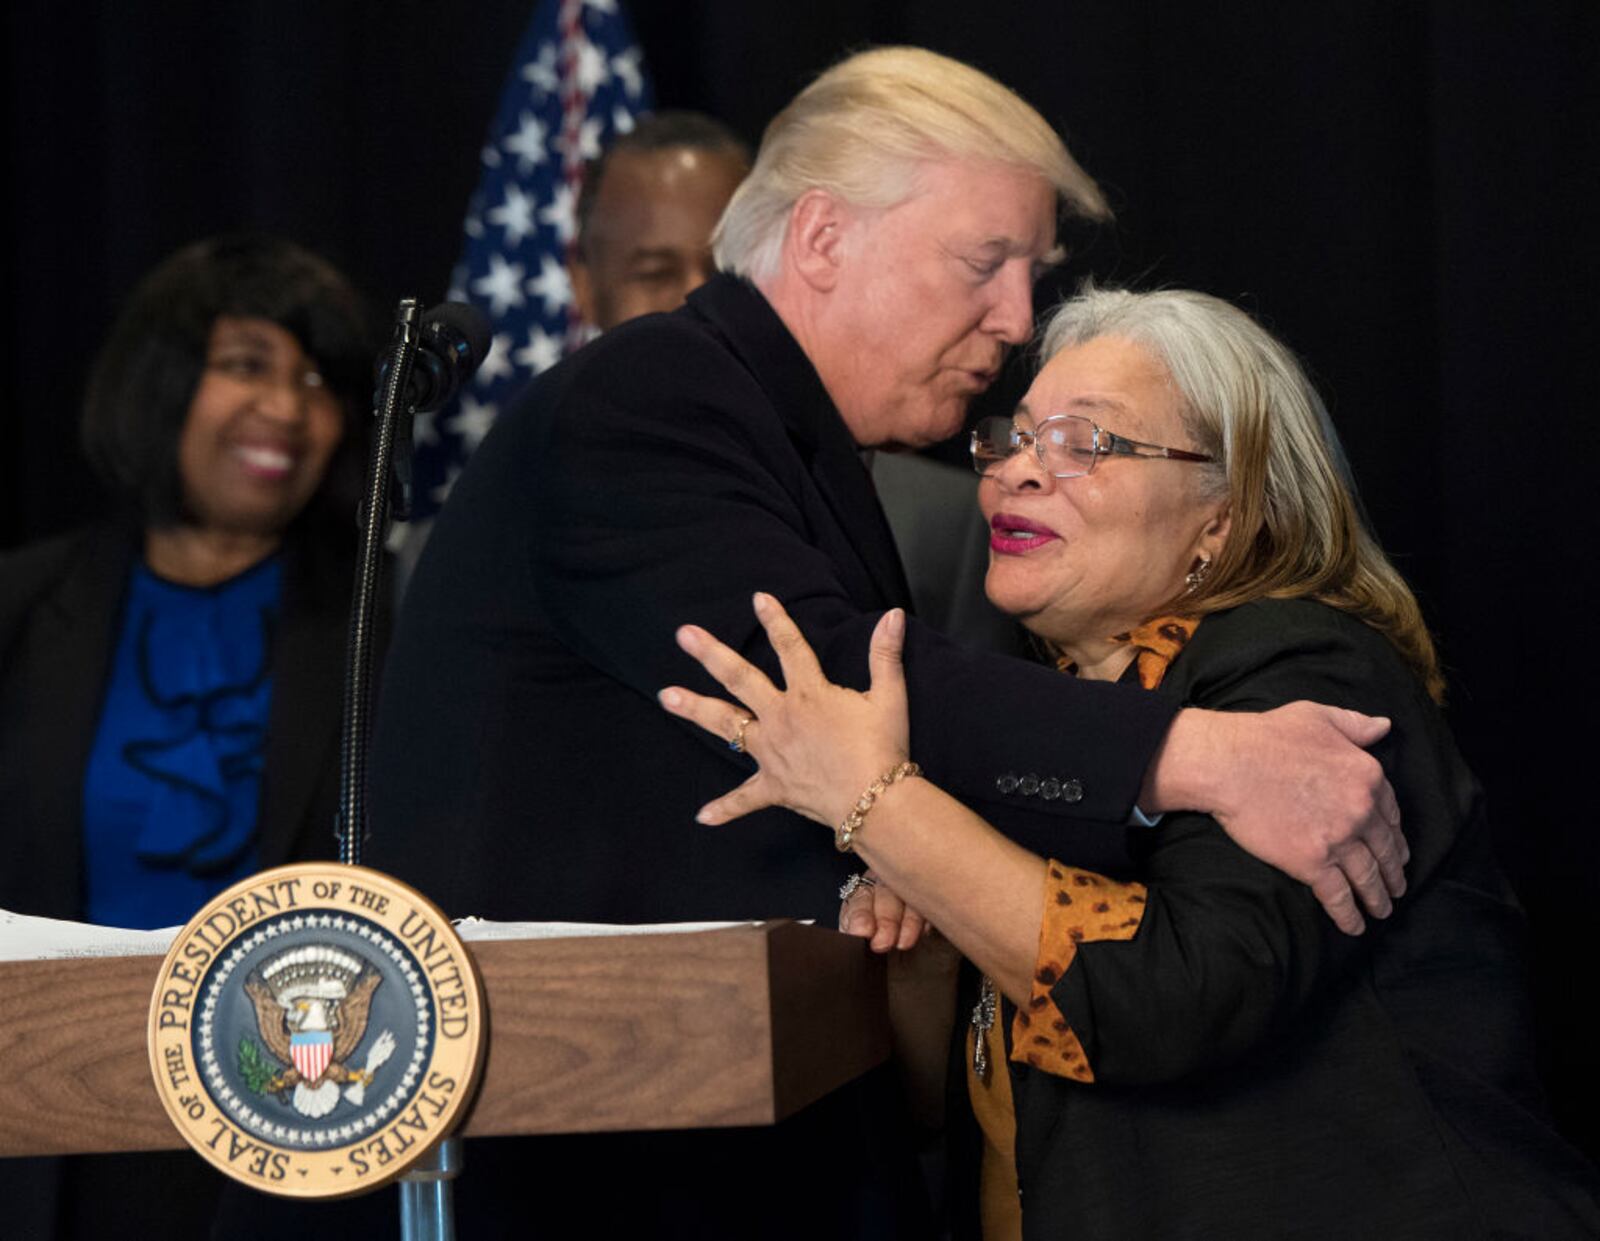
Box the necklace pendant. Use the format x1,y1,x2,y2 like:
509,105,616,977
970,975,997,1081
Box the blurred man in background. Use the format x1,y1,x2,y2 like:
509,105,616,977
569,111,750,333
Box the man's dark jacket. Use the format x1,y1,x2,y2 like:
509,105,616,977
369,274,1173,924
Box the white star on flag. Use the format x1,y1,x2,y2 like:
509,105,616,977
475,333,515,387
431,465,461,506
513,324,564,374
522,42,559,96
502,111,550,172
448,395,499,452
611,48,643,98
538,181,578,245
488,182,538,248
574,37,611,95
471,253,527,317
527,254,573,316
573,116,605,162
413,409,440,448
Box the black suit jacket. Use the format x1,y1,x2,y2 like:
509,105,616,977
0,518,355,918
0,515,368,1241
370,274,1173,922
1007,600,1600,1239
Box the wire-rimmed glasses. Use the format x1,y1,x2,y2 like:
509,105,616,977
970,413,1215,479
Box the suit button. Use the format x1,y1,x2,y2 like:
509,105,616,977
997,773,1020,794
1018,774,1040,796
1040,778,1061,800
1060,779,1083,803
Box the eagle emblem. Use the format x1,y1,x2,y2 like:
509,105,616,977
239,944,397,1118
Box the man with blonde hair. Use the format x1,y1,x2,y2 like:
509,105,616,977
371,47,1403,1236
711,46,1108,280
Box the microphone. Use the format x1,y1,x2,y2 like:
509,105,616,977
404,301,493,413
372,300,493,524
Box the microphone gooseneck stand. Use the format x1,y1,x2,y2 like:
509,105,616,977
338,297,460,1241
339,297,418,869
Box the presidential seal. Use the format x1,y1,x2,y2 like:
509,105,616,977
148,863,484,1197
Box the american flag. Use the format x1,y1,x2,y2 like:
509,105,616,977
410,0,655,518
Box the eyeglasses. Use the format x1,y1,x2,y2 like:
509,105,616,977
970,413,1215,479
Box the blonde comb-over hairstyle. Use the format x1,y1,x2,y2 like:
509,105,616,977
1040,286,1444,702
712,46,1109,282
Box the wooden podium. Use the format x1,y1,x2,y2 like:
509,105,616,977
0,921,888,1160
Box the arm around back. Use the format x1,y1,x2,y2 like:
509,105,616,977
1047,599,1489,1084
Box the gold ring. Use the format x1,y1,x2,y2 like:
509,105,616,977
728,715,754,753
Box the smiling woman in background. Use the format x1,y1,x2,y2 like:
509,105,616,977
0,235,375,931
663,286,1600,1239
0,236,377,1240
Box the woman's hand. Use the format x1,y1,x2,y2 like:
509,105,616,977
658,592,910,830
665,592,1045,1006
838,869,962,1132
839,870,932,951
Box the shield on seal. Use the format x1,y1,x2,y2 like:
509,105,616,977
291,1031,333,1082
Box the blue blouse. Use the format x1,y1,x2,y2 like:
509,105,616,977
82,556,282,928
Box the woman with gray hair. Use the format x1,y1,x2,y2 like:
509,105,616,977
661,286,1600,1237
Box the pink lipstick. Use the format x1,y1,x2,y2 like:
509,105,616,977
989,513,1059,554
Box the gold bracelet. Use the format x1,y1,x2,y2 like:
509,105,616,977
835,761,921,853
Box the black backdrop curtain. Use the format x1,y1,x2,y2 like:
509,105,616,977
5,0,1597,1158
